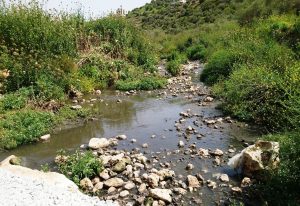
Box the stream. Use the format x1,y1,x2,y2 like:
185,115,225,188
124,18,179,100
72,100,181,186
0,62,261,205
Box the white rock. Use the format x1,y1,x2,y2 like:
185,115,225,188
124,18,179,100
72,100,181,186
198,148,209,157
149,189,172,203
186,163,194,170
219,174,229,182
120,190,129,198
228,141,280,178
117,135,127,140
148,173,160,187
40,134,51,141
210,149,224,156
138,183,147,194
71,105,82,110
88,138,110,149
104,178,124,188
231,187,242,193
124,182,135,190
178,141,185,148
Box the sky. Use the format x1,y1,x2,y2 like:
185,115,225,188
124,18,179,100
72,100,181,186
44,0,151,17
7,0,151,18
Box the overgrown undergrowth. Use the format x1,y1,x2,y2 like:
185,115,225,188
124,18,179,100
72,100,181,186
0,1,166,150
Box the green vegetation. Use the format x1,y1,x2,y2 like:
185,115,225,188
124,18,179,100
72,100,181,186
257,131,300,205
56,150,103,186
129,0,300,205
128,0,299,33
0,1,167,150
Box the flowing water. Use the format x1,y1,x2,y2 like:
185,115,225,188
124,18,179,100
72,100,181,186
0,63,261,205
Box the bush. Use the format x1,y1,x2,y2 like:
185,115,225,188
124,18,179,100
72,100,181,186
200,50,238,85
214,63,300,130
186,44,207,61
166,60,181,76
56,150,103,185
0,109,54,149
0,87,32,111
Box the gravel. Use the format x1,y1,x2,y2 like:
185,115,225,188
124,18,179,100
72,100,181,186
0,168,118,206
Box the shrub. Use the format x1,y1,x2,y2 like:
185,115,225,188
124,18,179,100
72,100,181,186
56,150,103,185
166,60,181,76
0,109,54,149
186,44,207,61
214,64,300,130
200,50,238,85
0,87,32,111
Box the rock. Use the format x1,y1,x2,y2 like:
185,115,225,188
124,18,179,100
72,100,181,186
219,174,229,182
93,182,104,193
186,163,194,170
104,177,124,188
95,90,101,95
204,119,216,124
131,139,137,143
142,143,149,148
209,149,224,156
107,187,116,194
157,169,175,180
241,177,251,188
204,96,214,102
99,169,110,180
9,156,21,165
80,178,93,191
112,159,127,173
231,187,242,193
71,105,82,110
40,134,51,141
138,183,147,194
207,180,217,189
228,141,280,178
173,188,187,195
148,173,160,187
124,182,135,190
196,173,205,182
92,177,100,185
187,175,200,188
214,157,221,166
120,190,130,198
149,189,172,203
117,134,127,140
178,140,185,148
228,149,235,153
198,148,209,157
88,138,110,149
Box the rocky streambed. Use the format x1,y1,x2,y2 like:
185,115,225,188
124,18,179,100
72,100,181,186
0,61,263,205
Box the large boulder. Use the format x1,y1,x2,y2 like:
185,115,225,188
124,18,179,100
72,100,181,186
228,140,279,178
0,155,78,192
88,138,110,149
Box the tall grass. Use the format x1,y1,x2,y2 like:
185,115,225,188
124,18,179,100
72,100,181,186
0,1,165,150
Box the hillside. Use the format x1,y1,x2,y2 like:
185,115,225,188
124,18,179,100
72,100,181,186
127,0,300,32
